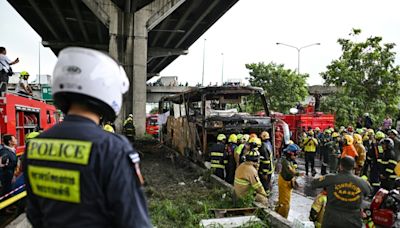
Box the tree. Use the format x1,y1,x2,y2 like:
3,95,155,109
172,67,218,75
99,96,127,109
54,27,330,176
246,62,309,113
320,29,400,127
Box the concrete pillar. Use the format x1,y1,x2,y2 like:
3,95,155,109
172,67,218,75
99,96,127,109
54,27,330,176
133,9,151,136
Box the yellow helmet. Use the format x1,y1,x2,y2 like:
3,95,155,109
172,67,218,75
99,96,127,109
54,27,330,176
367,129,375,136
375,131,385,140
344,134,354,145
228,134,238,143
237,134,243,141
217,134,226,141
331,132,340,138
245,149,260,162
242,134,250,142
20,71,30,77
249,137,262,147
353,134,362,144
315,127,320,131
260,131,270,140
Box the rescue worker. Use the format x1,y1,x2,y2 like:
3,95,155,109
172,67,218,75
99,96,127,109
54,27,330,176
234,134,248,166
373,131,386,194
23,47,151,227
388,129,400,161
326,132,340,173
341,134,358,159
303,130,318,176
16,71,33,96
209,134,227,179
259,131,274,196
379,138,397,190
320,129,332,175
123,114,135,142
234,149,268,205
362,129,376,176
309,188,327,228
353,134,366,176
275,143,303,218
225,134,237,184
311,156,371,228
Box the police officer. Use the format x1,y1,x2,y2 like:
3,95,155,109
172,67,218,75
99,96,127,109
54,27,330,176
209,134,227,179
23,47,151,227
311,156,371,228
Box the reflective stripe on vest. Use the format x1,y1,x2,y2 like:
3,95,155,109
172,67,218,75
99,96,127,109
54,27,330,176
211,152,224,157
211,164,225,169
234,178,249,186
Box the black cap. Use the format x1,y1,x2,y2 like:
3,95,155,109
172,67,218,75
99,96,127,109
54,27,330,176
340,156,355,171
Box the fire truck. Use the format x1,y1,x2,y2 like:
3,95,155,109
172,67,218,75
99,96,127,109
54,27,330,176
0,92,60,211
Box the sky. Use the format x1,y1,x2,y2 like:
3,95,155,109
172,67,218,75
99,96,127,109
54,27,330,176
2,0,400,86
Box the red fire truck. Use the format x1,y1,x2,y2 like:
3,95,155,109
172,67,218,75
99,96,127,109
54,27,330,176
146,114,159,137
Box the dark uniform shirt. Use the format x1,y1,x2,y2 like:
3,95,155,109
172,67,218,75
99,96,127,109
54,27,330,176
311,171,371,228
23,115,152,228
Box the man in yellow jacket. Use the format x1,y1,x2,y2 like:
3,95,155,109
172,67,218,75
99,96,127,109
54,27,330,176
303,130,318,176
309,188,327,228
234,147,268,205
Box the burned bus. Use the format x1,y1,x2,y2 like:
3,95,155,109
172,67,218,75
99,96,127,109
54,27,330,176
158,86,289,163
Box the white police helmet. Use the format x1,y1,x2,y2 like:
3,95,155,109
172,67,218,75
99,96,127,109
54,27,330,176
52,47,129,121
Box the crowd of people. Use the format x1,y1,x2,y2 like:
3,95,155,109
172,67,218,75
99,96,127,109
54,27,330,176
208,118,400,227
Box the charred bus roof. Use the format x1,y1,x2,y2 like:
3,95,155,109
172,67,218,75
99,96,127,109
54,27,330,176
159,86,265,104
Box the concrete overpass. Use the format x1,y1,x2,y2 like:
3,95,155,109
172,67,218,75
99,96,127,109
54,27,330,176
146,86,189,103
7,0,239,135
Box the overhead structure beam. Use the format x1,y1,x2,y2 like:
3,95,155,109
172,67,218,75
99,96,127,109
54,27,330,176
50,0,75,41
71,0,90,42
147,0,186,31
95,20,105,43
27,0,61,40
42,40,108,50
148,47,188,60
81,0,120,28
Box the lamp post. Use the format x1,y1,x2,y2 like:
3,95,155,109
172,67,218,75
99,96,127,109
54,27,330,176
276,42,320,74
221,52,224,86
201,38,206,86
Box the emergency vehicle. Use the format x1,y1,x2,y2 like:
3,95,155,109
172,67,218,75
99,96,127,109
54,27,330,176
146,114,159,137
0,92,59,211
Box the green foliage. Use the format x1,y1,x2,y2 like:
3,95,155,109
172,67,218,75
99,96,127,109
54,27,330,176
149,107,159,114
246,62,309,113
321,28,400,127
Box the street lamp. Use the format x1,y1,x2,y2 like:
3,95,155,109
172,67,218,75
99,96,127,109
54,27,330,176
221,53,224,86
276,42,320,74
201,38,206,86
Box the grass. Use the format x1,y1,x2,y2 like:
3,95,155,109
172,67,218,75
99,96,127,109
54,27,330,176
147,172,268,227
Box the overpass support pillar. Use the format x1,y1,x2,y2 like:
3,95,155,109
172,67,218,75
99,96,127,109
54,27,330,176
132,9,150,137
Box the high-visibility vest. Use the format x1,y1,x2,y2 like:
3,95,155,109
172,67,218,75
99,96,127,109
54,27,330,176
395,161,400,176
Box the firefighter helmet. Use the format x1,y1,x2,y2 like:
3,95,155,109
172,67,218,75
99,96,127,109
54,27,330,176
284,144,301,156
260,131,270,140
242,134,250,142
344,134,354,145
382,138,394,150
228,134,238,143
245,149,260,162
375,131,385,140
52,47,129,121
20,71,29,77
237,134,243,141
331,132,340,138
389,129,399,136
353,134,362,144
217,134,226,141
249,133,258,139
315,127,320,132
249,137,262,147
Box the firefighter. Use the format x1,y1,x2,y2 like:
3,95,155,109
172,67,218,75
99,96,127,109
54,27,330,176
326,132,340,173
234,134,248,166
225,134,237,184
234,148,268,205
341,134,358,159
380,138,397,190
23,47,151,227
275,143,303,218
353,134,366,176
259,131,274,196
123,114,135,142
309,188,327,228
311,156,371,228
372,131,386,194
303,130,318,176
320,129,332,175
388,129,400,161
362,129,376,176
16,71,33,96
209,134,227,179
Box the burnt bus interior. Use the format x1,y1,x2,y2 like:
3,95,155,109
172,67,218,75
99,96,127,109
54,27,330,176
159,86,284,163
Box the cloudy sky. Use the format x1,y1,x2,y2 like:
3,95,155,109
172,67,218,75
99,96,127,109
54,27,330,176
2,0,400,85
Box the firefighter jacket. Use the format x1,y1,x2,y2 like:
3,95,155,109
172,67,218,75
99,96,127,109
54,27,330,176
309,191,327,228
209,142,227,170
23,115,151,228
311,170,371,228
381,149,397,181
393,136,400,161
341,144,358,159
280,157,300,181
234,161,267,198
123,117,135,137
354,143,366,168
303,137,318,153
259,140,273,175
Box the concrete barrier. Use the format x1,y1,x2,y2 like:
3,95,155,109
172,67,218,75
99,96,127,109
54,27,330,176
6,213,31,228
